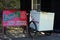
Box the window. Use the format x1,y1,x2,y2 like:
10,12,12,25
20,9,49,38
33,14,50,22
31,0,41,11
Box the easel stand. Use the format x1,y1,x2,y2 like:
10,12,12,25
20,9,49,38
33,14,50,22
2,26,4,40
2,26,29,40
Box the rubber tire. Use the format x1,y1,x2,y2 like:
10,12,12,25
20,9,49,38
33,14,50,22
45,31,52,36
28,21,37,37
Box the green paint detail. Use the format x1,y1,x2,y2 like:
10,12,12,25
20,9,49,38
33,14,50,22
15,11,20,17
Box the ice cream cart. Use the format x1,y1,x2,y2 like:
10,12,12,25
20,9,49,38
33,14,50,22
29,10,55,37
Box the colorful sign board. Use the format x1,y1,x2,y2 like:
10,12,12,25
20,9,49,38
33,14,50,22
2,10,27,27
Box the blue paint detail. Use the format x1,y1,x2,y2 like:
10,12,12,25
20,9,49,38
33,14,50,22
3,13,17,21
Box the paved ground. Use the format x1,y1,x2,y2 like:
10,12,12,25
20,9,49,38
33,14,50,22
0,33,60,40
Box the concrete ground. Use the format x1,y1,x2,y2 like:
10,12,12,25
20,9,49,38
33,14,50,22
0,33,60,40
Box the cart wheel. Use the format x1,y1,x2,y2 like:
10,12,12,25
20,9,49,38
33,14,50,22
28,21,37,37
45,31,52,36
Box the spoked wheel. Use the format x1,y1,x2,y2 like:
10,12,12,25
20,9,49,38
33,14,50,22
28,21,37,37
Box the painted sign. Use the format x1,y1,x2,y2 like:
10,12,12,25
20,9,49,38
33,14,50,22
2,10,27,27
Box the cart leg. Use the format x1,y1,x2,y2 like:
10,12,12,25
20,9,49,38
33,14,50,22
26,26,29,37
2,27,4,40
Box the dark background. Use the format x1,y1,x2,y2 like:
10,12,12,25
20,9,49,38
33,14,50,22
21,0,60,33
20,0,31,13
0,0,60,33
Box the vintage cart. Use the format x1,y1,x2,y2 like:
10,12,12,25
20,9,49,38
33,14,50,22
29,10,55,37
